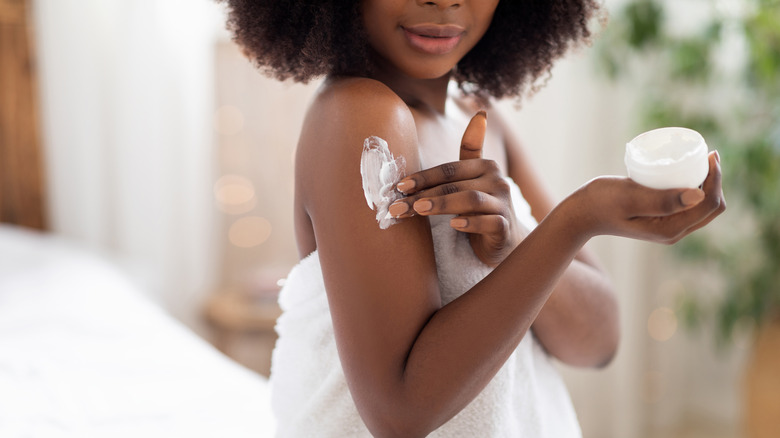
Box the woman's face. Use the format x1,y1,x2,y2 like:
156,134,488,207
361,0,500,80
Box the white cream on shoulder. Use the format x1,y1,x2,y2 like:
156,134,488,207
360,136,406,229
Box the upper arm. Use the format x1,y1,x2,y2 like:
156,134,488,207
295,79,442,422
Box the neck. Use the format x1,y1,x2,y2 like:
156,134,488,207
367,54,451,115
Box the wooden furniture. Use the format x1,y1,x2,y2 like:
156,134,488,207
203,288,282,377
0,0,46,230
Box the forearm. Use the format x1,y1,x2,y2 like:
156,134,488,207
531,256,619,368
384,201,590,436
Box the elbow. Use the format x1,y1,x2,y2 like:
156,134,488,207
597,307,621,368
367,425,428,438
591,321,620,369
584,315,620,369
555,343,618,369
359,396,437,438
593,341,618,369
363,415,430,438
588,289,620,369
550,318,620,369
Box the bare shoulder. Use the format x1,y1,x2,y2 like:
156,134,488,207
292,76,438,311
296,77,422,208
305,77,417,144
315,76,404,106
291,80,443,438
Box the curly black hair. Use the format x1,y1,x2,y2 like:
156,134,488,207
217,0,604,100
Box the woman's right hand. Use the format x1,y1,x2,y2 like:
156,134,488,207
569,151,725,243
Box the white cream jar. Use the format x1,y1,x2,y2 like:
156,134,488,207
625,127,709,189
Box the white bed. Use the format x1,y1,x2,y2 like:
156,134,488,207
0,225,276,437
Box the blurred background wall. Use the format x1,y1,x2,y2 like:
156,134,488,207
28,0,770,436
32,0,223,333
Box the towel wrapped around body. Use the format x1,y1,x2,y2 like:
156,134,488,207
270,178,582,437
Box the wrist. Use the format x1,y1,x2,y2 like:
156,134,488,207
547,188,597,245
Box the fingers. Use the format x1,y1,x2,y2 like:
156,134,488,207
396,159,500,195
620,183,705,219
629,151,723,216
459,110,487,161
394,111,488,194
389,189,507,219
662,151,726,238
450,214,509,237
389,170,509,218
623,151,726,243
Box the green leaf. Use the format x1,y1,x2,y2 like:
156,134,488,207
625,0,665,49
596,0,780,348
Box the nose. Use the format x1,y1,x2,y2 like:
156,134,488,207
417,0,461,10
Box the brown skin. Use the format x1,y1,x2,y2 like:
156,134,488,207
392,109,622,367
292,1,726,437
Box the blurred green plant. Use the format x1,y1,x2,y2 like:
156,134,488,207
597,0,780,346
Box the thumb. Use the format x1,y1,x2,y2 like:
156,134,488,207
628,185,705,217
459,110,487,160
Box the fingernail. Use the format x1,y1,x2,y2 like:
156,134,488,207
714,150,721,164
413,199,432,213
396,180,415,193
681,189,705,206
476,110,487,119
388,201,409,217
450,218,468,228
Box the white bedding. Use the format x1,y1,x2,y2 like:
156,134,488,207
0,225,275,437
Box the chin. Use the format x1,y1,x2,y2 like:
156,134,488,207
400,62,456,81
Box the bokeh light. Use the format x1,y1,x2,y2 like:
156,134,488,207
214,174,256,215
228,216,272,248
647,307,678,342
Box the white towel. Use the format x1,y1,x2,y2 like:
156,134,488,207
270,178,581,437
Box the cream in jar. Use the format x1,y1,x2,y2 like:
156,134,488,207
625,127,709,190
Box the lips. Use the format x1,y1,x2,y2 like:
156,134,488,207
402,24,465,55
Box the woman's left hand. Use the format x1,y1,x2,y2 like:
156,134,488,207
388,111,525,267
